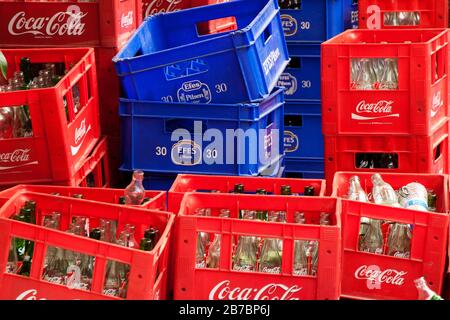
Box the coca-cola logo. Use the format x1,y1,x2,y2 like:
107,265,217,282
121,11,134,28
16,289,48,300
0,149,38,171
355,265,407,289
8,5,87,38
144,0,183,17
351,100,400,121
208,280,302,300
71,119,92,156
431,91,443,117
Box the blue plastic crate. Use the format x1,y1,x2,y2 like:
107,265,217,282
280,0,358,43
284,101,324,159
113,0,290,104
277,43,321,101
285,157,325,179
120,88,285,176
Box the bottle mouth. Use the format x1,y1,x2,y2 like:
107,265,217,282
133,170,144,180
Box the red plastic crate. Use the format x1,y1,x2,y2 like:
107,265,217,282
322,28,449,136
174,192,342,300
324,120,450,194
191,0,238,35
0,191,174,300
0,48,101,186
169,174,327,214
0,185,166,211
359,0,448,29
339,199,449,300
0,0,141,49
142,0,190,18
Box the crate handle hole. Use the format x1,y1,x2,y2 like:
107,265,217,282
138,274,143,279
327,250,332,254
328,157,333,162
328,108,332,112
184,240,188,244
417,108,422,112
182,288,186,292
434,236,439,241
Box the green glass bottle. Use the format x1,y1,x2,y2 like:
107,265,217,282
304,186,315,196
118,196,126,205
255,189,268,221
140,238,153,252
281,185,292,196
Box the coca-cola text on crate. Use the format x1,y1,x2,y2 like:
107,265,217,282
174,193,341,300
0,0,140,49
142,0,190,19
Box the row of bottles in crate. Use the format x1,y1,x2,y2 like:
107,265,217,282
0,57,79,140
194,173,438,277
5,172,156,299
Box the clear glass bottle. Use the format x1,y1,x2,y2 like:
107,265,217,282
6,240,18,274
124,170,145,205
379,58,398,90
371,174,401,207
355,58,377,90
258,212,282,274
206,209,230,269
293,212,308,276
233,211,257,272
387,223,411,259
359,219,384,255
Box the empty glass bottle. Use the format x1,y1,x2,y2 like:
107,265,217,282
359,219,384,255
6,240,18,274
355,59,377,90
206,210,230,269
293,212,308,276
258,212,283,274
371,174,401,207
125,170,145,205
387,223,411,259
233,211,257,272
379,58,398,90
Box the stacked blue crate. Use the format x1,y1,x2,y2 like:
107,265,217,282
113,0,290,189
278,0,358,179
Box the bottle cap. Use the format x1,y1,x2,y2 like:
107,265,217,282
72,194,84,199
281,185,292,195
256,188,267,195
118,196,126,205
234,184,244,193
304,186,315,196
89,228,102,240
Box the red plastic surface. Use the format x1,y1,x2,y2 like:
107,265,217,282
322,29,449,136
324,120,450,194
169,174,327,214
339,199,449,300
358,0,448,29
174,193,342,300
0,48,101,186
0,185,166,211
0,0,141,49
191,0,238,35
95,47,121,138
0,191,174,300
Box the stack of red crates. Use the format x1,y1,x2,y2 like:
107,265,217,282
0,0,145,187
321,28,450,194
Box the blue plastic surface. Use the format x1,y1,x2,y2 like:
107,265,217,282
280,0,358,43
120,88,285,176
113,0,290,104
285,157,325,179
284,101,323,159
277,43,321,101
